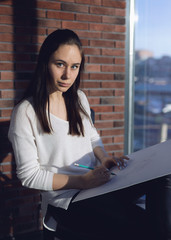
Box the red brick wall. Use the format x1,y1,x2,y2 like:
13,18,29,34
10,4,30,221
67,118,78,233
0,0,126,238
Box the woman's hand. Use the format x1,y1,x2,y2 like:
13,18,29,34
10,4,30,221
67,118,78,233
81,165,110,189
102,155,129,170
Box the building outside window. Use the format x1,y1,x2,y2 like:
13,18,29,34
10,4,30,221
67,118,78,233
126,0,171,153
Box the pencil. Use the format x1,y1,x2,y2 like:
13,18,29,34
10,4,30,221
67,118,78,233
74,163,116,175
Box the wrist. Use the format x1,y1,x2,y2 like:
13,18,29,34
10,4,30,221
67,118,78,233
78,175,87,189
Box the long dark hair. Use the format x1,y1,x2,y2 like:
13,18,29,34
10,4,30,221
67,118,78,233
23,29,89,136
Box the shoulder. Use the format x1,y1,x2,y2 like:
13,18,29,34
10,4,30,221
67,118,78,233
12,98,35,120
8,98,36,140
78,90,89,104
78,90,91,114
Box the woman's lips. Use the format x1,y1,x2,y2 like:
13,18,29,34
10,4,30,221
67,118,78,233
58,82,70,87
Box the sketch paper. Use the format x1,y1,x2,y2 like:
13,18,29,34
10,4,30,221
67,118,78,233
73,139,171,202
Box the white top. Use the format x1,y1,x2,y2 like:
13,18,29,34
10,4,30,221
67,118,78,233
8,90,103,231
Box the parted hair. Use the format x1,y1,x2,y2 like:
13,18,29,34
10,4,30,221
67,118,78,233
23,29,89,136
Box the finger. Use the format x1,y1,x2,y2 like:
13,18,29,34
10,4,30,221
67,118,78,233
115,157,128,169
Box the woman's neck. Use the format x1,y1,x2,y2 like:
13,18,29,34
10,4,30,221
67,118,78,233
49,92,67,121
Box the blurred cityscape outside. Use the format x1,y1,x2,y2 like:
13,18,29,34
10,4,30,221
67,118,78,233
133,0,171,151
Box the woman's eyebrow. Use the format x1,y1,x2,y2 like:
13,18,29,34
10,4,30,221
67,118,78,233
54,59,81,65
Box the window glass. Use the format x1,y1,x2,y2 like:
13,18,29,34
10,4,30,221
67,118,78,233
134,0,171,151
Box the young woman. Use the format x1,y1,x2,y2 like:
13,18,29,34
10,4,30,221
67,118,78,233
8,29,171,240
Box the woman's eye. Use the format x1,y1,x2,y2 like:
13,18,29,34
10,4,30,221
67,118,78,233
71,65,79,70
56,62,64,67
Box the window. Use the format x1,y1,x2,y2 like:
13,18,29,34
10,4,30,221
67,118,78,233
125,0,171,153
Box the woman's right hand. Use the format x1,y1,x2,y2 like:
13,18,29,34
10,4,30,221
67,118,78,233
81,165,110,189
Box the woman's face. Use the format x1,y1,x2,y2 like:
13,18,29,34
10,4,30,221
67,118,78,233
48,44,82,93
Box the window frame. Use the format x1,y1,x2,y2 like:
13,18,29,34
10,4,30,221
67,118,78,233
124,0,135,155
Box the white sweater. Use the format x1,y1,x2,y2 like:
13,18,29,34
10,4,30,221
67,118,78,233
8,90,103,230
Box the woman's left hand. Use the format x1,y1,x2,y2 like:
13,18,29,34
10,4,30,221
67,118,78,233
102,155,129,170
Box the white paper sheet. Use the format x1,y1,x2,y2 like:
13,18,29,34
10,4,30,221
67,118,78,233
73,139,171,202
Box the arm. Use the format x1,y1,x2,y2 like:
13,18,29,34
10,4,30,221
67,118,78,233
52,168,110,190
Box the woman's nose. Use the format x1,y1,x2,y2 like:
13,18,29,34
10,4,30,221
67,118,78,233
62,66,71,80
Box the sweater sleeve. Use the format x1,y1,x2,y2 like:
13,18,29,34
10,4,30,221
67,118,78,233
78,90,104,149
8,101,54,191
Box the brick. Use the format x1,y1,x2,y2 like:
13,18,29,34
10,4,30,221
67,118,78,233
0,99,14,108
47,11,75,20
31,35,46,44
76,13,101,23
89,56,113,64
101,112,124,120
0,5,13,15
62,21,88,30
0,25,13,33
114,121,124,128
88,98,100,105
101,96,125,105
83,47,101,55
105,143,124,152
102,16,125,25
0,53,13,61
90,23,116,32
115,25,126,33
115,89,125,96
0,81,14,89
90,73,114,80
114,8,126,17
89,89,114,96
0,43,12,51
61,3,89,13
115,41,125,48
114,58,125,65
102,49,125,56
114,136,124,143
76,30,101,39
85,64,101,72
81,72,89,80
58,0,74,2
114,74,125,80
0,15,13,24
101,136,113,144
102,81,125,88
101,65,125,73
101,128,124,136
0,63,14,71
37,18,61,28
102,32,125,41
1,163,13,173
91,105,113,113
81,81,101,88
90,39,114,48
0,109,12,117
36,1,61,10
80,38,89,46
0,72,14,80
95,121,114,129
0,33,14,42
114,105,124,112
75,0,101,5
0,90,14,98
90,6,116,16
102,0,126,8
